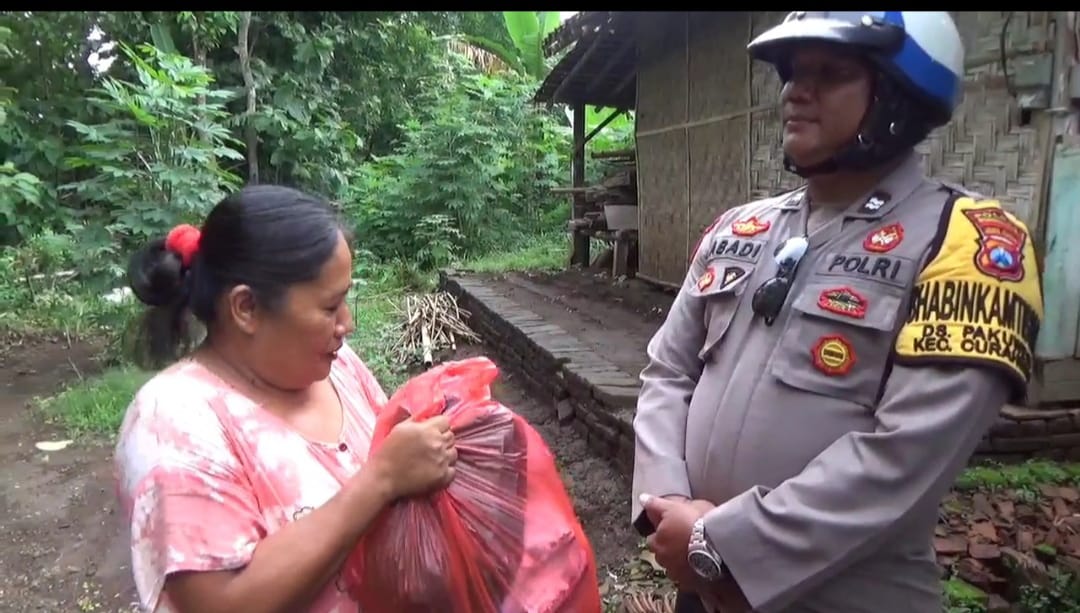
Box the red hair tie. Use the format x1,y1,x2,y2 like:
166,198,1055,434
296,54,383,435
165,224,201,267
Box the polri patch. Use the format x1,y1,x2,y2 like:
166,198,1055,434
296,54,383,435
863,223,904,253
817,286,867,319
811,335,855,376
731,216,771,237
962,207,1026,282
720,266,747,290
697,265,717,291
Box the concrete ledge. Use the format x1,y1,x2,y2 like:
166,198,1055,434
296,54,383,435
441,272,637,472
440,271,1080,470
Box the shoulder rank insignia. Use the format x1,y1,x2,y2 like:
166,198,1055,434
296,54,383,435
732,216,770,237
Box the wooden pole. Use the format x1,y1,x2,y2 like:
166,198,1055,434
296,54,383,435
571,102,590,268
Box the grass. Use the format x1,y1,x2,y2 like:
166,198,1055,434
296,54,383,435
943,578,987,613
955,459,1080,493
451,232,568,273
36,366,153,437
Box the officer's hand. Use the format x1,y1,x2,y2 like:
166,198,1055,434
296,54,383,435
640,494,708,587
688,498,715,515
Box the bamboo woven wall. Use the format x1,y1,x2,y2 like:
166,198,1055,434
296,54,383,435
636,12,752,286
636,12,691,286
635,11,1056,287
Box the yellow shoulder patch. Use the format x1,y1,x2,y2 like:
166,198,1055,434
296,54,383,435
893,196,1044,399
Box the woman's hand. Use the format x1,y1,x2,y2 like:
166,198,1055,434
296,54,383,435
370,414,458,502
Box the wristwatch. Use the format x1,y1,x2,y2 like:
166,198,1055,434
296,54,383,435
687,516,725,583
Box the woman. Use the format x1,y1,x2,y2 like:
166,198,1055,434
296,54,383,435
113,184,458,613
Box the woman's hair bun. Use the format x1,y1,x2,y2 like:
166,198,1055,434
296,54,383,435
127,238,188,307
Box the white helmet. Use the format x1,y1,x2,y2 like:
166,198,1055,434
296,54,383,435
748,12,965,175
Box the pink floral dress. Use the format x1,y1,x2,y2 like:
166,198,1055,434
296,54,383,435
113,342,387,613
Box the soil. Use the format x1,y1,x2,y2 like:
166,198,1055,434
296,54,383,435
0,333,138,613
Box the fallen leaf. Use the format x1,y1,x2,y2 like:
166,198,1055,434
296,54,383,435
935,536,968,555
1059,555,1080,578
1040,503,1056,523
970,543,1001,560
970,521,1000,543
973,493,994,518
957,558,1005,590
1053,498,1071,521
34,440,73,452
1017,529,1036,552
1060,488,1080,503
1001,547,1046,574
1016,504,1038,524
1045,528,1065,549
997,499,1016,522
987,594,1011,613
1040,485,1061,499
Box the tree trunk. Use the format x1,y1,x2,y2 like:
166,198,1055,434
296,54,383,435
236,11,258,184
193,30,209,144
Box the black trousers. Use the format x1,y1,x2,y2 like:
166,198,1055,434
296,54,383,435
675,591,709,613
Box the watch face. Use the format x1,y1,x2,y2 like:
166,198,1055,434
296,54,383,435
688,550,723,582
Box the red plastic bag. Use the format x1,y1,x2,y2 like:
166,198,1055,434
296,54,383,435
341,357,602,613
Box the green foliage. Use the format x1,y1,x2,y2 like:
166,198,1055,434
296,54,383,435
0,161,44,238
955,460,1080,493
942,578,986,613
63,42,243,235
344,54,569,270
0,10,592,374
37,366,153,436
1019,568,1080,613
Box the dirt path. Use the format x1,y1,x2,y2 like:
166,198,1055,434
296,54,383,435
0,335,136,612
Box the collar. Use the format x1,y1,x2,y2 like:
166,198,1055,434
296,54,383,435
842,150,925,220
777,186,808,211
772,150,926,218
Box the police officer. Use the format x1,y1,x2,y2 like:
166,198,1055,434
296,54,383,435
631,12,1044,613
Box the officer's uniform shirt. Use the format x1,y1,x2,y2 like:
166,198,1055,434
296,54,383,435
631,150,1044,612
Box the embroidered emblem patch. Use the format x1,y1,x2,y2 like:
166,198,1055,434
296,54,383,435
731,216,771,237
811,335,855,376
697,266,716,291
863,223,904,253
858,190,891,214
962,207,1027,282
817,287,867,319
720,266,746,289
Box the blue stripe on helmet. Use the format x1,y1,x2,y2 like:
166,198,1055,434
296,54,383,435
891,34,961,111
882,11,905,27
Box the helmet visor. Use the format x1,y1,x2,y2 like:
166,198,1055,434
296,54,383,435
748,12,905,65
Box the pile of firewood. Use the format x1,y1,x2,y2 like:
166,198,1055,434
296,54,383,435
619,590,676,613
389,292,479,366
